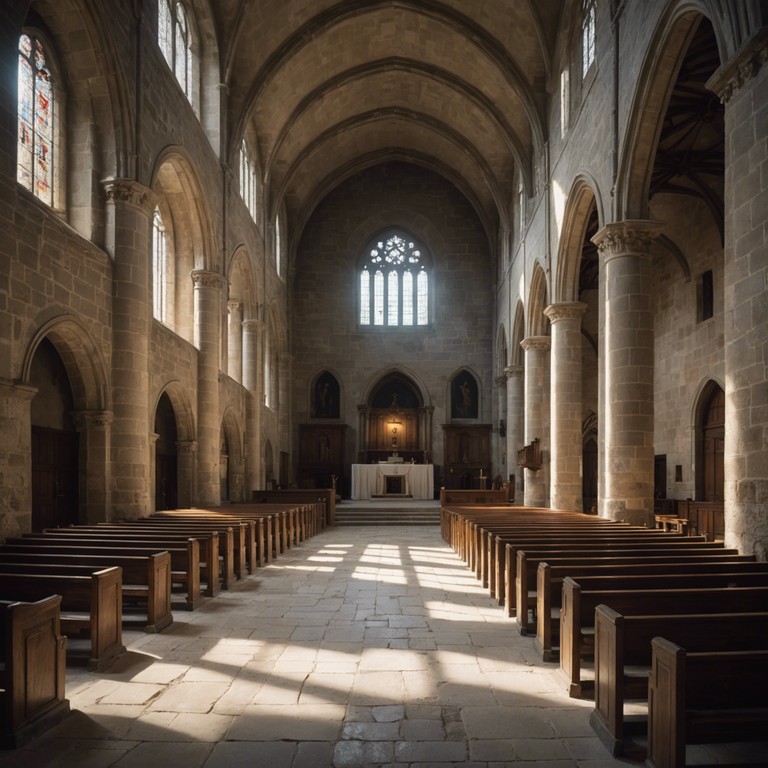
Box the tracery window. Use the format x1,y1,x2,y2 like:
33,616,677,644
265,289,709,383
359,232,430,328
158,0,193,103
17,33,55,206
152,207,168,322
239,139,257,220
582,0,596,78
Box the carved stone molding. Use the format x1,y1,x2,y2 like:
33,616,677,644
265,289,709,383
72,410,114,430
242,319,266,333
102,178,157,213
504,365,524,380
544,301,587,324
228,299,243,313
707,27,768,103
520,336,551,353
591,220,664,264
0,378,37,401
191,269,226,290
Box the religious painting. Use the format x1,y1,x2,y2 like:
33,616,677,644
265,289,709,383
450,370,478,420
312,370,340,418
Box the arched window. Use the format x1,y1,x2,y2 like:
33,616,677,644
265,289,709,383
359,232,430,327
275,213,284,278
581,0,596,78
158,1,194,105
152,207,168,322
239,139,257,220
17,33,56,206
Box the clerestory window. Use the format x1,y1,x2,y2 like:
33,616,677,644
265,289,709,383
359,232,430,328
17,33,56,206
582,0,596,78
152,207,169,323
158,0,194,105
239,139,258,221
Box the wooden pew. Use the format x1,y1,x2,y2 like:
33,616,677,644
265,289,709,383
592,606,768,756
1,539,201,610
503,538,724,619
0,596,70,749
0,551,172,632
647,637,768,768
0,568,125,671
252,488,334,527
18,529,218,598
532,553,759,657
47,523,232,591
558,578,768,698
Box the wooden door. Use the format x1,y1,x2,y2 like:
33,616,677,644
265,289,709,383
32,426,79,531
702,388,724,502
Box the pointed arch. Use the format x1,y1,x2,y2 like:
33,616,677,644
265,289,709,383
554,174,604,303
527,262,550,337
511,300,526,367
496,324,508,374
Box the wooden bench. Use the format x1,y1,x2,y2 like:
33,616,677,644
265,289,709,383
20,529,218,598
503,537,724,620
1,538,201,610
252,489,334,527
531,553,758,658
439,487,514,506
559,578,768,698
0,551,172,632
647,637,768,768
591,606,768,756
0,568,125,671
0,596,70,749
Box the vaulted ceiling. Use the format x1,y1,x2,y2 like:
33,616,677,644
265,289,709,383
217,0,564,241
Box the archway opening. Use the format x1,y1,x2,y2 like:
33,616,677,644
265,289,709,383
155,392,178,511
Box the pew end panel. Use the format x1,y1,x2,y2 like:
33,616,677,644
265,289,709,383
0,596,70,749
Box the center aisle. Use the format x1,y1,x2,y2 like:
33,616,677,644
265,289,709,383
5,524,628,768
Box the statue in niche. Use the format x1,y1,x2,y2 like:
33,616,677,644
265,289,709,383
313,372,339,418
451,373,478,419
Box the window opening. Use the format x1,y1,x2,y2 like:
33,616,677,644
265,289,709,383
359,233,430,327
17,33,54,206
582,0,596,78
153,208,168,322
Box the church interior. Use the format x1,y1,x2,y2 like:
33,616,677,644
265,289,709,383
1,0,767,764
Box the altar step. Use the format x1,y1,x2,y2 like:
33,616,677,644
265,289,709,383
334,506,440,526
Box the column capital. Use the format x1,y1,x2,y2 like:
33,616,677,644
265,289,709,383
504,364,524,380
495,376,507,388
707,27,768,103
520,336,551,353
591,220,664,263
0,378,37,401
544,301,587,324
177,440,198,455
191,269,227,290
357,404,370,414
242,318,266,333
102,178,157,213
71,410,114,430
228,299,243,313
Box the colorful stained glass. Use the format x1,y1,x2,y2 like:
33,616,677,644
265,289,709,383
17,33,53,206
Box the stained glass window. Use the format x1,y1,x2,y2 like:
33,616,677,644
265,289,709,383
17,33,54,206
359,232,430,327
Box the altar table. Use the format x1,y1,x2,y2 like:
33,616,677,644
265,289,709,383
351,464,434,500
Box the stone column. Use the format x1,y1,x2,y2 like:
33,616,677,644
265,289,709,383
103,179,156,520
242,318,264,493
192,269,225,505
227,300,243,382
592,220,663,525
521,336,550,507
504,365,524,495
495,375,507,477
421,405,434,463
708,30,768,557
0,380,36,537
545,302,587,511
72,410,113,523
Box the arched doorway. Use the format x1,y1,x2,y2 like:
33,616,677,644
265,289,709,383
155,393,178,511
697,383,724,502
30,338,79,531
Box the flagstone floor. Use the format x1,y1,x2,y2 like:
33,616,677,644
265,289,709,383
1,522,645,768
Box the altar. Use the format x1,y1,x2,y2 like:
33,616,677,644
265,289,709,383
351,463,434,500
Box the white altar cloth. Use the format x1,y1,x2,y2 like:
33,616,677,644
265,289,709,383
351,464,434,500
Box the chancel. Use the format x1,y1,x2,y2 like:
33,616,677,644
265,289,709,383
1,0,767,763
